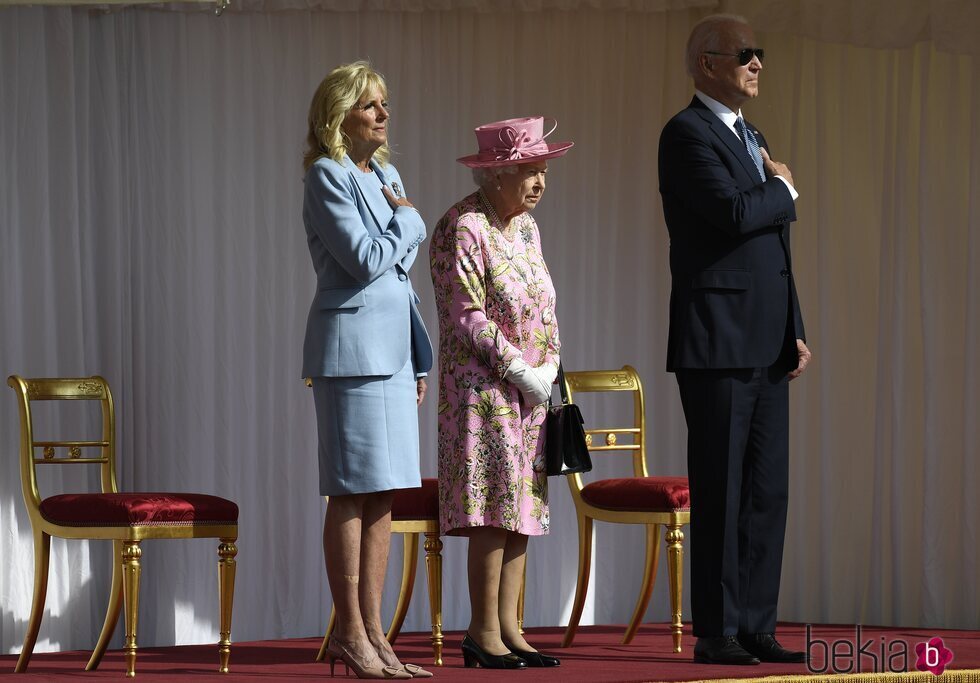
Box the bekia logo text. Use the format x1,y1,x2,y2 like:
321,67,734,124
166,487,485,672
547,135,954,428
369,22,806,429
807,625,953,676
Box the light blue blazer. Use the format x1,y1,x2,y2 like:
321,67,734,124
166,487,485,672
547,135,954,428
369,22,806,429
302,155,433,378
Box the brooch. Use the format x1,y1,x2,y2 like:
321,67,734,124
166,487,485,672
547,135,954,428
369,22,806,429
391,181,403,198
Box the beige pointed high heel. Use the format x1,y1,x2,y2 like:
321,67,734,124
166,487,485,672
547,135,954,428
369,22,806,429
369,635,433,678
397,663,433,678
326,636,412,680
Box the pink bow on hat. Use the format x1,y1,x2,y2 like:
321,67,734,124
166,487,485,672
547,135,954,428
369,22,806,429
457,116,574,168
490,122,556,161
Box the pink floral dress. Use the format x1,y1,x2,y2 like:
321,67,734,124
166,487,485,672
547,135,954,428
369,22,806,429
429,191,561,536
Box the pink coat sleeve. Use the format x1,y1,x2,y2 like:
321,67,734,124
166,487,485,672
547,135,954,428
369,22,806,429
529,221,561,369
436,213,522,381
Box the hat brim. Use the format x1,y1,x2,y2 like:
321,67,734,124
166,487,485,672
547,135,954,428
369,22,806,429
457,141,574,168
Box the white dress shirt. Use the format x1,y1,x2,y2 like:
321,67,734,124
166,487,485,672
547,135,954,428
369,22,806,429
695,90,799,200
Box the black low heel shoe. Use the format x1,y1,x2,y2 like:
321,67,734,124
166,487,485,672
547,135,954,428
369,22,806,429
507,646,560,668
461,634,527,669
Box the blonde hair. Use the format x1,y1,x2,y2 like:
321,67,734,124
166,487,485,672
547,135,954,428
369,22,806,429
685,14,749,77
302,61,390,172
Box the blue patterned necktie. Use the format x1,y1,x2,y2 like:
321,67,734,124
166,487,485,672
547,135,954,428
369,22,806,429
735,116,766,182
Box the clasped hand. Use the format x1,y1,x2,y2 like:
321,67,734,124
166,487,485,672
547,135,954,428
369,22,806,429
505,358,558,406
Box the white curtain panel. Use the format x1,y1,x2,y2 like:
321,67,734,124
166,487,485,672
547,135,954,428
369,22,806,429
1,1,978,655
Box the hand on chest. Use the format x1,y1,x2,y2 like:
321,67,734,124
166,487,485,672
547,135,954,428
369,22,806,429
715,124,767,185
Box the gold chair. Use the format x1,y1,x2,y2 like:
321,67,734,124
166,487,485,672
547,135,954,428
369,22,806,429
316,479,445,665
8,375,239,677
560,366,691,652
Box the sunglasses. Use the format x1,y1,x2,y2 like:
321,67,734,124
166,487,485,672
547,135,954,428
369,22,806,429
703,48,765,65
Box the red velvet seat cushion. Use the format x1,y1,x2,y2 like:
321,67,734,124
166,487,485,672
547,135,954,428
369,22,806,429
391,478,439,521
580,476,690,512
39,492,239,527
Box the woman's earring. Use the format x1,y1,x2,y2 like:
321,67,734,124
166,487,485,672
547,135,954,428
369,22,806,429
495,184,501,191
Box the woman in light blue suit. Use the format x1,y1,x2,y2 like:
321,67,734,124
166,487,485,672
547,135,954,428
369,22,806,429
301,61,432,680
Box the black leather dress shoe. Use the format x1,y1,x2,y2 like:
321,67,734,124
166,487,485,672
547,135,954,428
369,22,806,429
461,634,527,669
693,636,761,665
738,633,807,663
505,644,560,667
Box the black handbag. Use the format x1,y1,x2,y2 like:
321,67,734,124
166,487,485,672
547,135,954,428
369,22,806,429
545,364,593,476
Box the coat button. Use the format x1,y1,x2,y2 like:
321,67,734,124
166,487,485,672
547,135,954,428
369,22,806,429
398,273,408,281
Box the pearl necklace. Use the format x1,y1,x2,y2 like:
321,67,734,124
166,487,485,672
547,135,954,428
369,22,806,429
480,189,520,236
479,188,502,227
480,189,518,260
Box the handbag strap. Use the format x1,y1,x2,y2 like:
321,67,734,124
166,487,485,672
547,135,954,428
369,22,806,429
557,361,571,406
546,361,571,408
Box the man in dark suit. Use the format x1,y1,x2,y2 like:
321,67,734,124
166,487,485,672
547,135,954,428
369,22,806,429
658,14,811,666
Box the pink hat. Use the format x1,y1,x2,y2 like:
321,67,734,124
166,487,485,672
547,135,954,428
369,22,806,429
457,116,574,168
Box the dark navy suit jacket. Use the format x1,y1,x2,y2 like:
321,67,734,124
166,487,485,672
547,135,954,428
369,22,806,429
658,96,805,373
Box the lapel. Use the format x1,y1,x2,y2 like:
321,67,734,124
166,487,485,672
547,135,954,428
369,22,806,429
688,96,761,185
345,155,384,236
379,159,411,279
369,158,390,187
349,156,412,278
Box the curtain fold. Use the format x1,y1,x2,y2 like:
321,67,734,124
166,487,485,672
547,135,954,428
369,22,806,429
730,0,980,55
1,1,977,655
9,0,980,53
4,1,716,11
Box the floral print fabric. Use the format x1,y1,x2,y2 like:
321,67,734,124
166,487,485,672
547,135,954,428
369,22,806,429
429,191,561,536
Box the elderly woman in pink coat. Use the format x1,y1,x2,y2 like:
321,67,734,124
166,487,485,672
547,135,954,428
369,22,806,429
429,117,572,670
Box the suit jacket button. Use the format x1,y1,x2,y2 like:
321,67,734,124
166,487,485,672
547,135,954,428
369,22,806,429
780,269,790,277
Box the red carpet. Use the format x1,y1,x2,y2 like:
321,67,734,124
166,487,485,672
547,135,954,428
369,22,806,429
2,623,979,682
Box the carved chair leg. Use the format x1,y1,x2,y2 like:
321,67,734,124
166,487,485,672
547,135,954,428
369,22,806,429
87,539,124,670
561,514,593,648
15,530,50,673
386,532,419,644
217,538,238,673
121,541,142,678
666,524,685,653
423,532,443,666
623,524,661,644
316,607,337,662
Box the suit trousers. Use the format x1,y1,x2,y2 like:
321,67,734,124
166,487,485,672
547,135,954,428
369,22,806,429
675,365,789,637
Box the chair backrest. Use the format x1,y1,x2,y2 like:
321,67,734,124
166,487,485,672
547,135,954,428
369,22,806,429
561,365,648,493
7,376,118,514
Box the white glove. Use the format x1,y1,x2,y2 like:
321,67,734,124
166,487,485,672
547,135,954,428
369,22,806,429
504,358,551,406
531,361,559,390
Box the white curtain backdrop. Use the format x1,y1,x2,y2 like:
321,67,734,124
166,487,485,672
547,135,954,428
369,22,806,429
1,0,978,655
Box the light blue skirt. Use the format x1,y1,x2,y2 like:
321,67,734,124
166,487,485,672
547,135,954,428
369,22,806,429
312,357,420,496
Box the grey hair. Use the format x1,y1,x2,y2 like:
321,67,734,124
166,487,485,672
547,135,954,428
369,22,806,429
685,13,750,78
471,164,519,188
